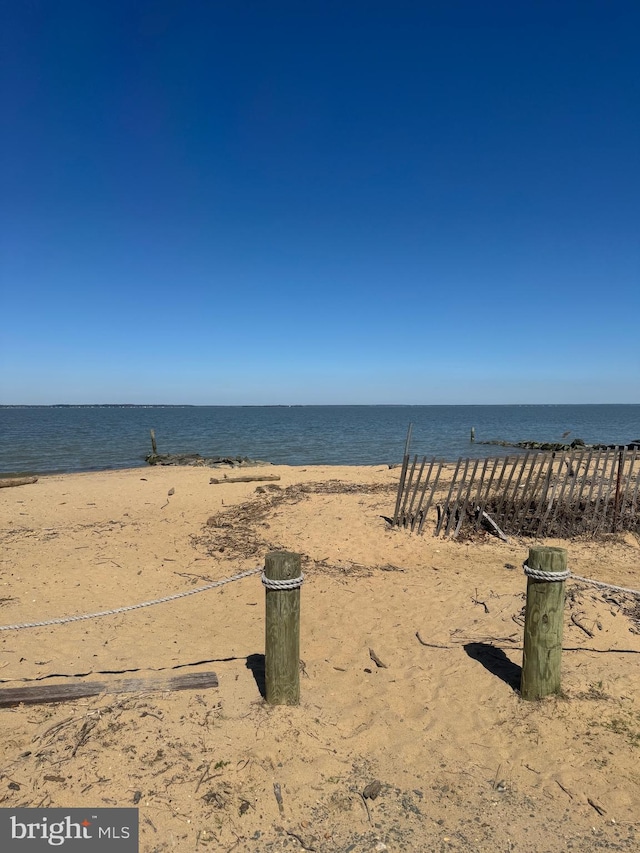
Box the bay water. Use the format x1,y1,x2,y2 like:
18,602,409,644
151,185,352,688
0,404,638,476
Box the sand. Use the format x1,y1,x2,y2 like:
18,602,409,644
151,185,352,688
1,463,639,852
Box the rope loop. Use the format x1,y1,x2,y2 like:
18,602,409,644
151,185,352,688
523,562,570,582
261,572,305,591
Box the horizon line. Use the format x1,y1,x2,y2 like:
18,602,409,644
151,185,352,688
1,402,638,409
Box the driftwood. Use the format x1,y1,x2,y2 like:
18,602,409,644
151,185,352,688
209,474,281,485
0,477,38,489
0,670,218,707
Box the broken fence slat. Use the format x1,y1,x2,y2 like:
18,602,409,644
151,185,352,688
406,455,427,527
502,452,531,529
473,459,495,531
600,448,620,532
617,449,636,527
481,455,511,531
400,455,418,526
474,457,490,508
0,671,219,708
581,448,603,532
512,453,541,533
564,449,586,519
496,454,524,523
536,455,558,535
629,453,640,518
444,457,470,537
452,458,479,539
480,510,509,542
530,454,552,527
548,452,575,530
392,453,410,526
419,460,443,535
411,456,435,531
475,457,500,530
591,448,613,532
570,449,594,533
434,458,461,536
612,447,627,532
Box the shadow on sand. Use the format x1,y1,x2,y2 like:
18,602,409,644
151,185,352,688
464,642,521,692
246,653,266,699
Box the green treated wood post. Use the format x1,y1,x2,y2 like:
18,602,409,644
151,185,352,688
264,551,302,705
521,546,568,700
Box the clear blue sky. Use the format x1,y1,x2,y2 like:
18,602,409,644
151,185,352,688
1,1,638,405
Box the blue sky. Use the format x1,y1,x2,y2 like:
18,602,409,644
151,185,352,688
1,1,638,405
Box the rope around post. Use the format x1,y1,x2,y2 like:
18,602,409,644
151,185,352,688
0,568,262,632
523,562,640,596
523,562,570,582
261,572,305,591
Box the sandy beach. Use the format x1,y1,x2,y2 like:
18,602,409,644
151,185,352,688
1,463,639,852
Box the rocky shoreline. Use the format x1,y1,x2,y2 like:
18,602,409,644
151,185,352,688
477,437,640,452
145,452,272,468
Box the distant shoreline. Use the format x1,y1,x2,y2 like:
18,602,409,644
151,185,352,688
1,402,637,409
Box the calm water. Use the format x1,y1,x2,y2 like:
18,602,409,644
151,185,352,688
0,405,638,475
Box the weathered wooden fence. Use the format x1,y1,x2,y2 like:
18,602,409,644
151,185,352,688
392,448,640,539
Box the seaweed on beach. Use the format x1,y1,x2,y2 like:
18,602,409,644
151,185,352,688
192,480,396,565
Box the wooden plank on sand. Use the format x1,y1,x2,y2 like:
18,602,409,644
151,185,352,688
0,671,219,708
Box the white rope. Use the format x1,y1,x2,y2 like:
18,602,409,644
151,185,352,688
261,572,305,591
570,574,640,598
0,568,262,632
523,562,640,597
523,563,570,582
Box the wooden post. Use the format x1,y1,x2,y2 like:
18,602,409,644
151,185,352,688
521,546,567,700
150,429,158,455
470,427,475,443
264,551,302,705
